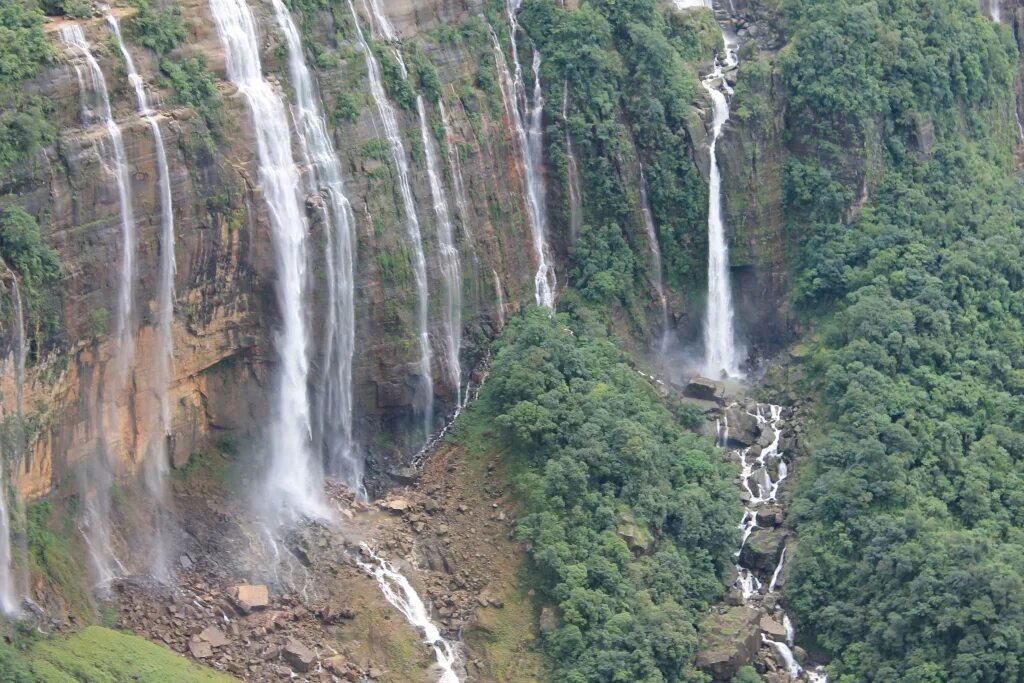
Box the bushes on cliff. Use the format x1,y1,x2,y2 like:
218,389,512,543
0,2,55,173
780,1,1024,680
126,0,187,55
454,307,736,682
0,206,60,289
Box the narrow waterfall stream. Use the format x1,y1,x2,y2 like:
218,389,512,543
206,0,324,520
417,97,463,406
348,0,434,437
701,26,741,378
0,280,26,614
725,404,827,682
639,167,669,348
359,547,461,682
106,15,175,579
440,100,479,263
495,3,556,309
561,82,583,244
270,0,361,492
59,24,133,584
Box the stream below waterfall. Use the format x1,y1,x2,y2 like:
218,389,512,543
718,402,827,682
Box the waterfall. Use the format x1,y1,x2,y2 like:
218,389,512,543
991,0,1002,22
417,98,463,406
440,100,477,255
639,167,669,347
207,0,324,520
348,0,434,437
270,0,360,493
493,270,506,330
701,30,741,378
494,4,556,309
359,548,461,682
60,24,134,584
561,82,582,244
106,14,175,580
0,280,26,615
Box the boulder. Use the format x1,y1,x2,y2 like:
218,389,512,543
684,377,726,404
696,606,761,680
740,528,787,574
188,639,213,659
233,584,269,613
723,405,759,447
759,615,788,641
381,496,411,513
197,626,229,648
282,638,316,672
539,607,559,633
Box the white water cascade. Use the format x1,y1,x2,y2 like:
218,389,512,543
493,270,507,330
726,404,827,681
701,28,741,378
359,548,461,682
270,0,361,492
639,167,669,348
207,0,325,520
0,280,26,615
991,0,1002,22
106,14,175,579
349,0,434,436
440,100,478,260
418,97,463,406
60,24,134,585
496,4,556,308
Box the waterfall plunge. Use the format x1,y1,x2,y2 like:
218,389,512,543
0,280,26,614
270,0,361,494
349,0,434,438
417,97,463,406
106,14,175,580
701,35,742,378
207,0,325,521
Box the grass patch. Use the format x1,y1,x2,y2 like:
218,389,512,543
21,626,236,682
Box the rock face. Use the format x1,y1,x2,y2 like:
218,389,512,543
696,606,762,680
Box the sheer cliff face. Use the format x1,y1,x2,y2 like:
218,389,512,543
3,0,538,499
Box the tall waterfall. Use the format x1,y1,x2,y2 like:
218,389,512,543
417,97,462,405
207,0,324,520
497,3,556,309
992,0,1002,22
440,100,477,256
639,168,669,347
106,15,175,579
270,0,360,493
348,0,434,436
701,33,741,378
60,24,134,584
0,280,26,614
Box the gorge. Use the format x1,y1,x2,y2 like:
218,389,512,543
0,0,1022,682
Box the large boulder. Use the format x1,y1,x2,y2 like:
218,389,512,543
740,528,787,574
684,377,726,404
723,404,760,447
696,606,762,680
282,638,316,672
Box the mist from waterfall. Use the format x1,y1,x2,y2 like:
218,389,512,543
59,24,133,584
106,14,175,581
271,0,361,494
348,0,434,438
207,0,325,521
417,97,463,405
701,32,742,378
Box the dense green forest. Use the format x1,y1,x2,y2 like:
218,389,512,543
780,1,1024,681
453,308,736,683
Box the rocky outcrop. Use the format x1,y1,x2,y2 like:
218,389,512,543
696,605,762,680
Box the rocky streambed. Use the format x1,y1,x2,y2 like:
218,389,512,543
691,382,827,682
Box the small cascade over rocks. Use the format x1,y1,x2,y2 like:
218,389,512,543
495,2,556,309
270,0,361,493
348,0,434,439
698,399,828,682
701,20,742,378
59,23,133,586
417,97,463,407
358,546,462,682
206,0,325,522
106,13,175,582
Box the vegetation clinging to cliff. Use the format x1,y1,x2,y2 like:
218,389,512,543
781,1,1024,680
0,2,55,174
454,308,736,682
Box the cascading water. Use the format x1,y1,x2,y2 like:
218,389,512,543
701,25,741,378
0,280,26,614
270,0,360,493
726,404,828,682
639,167,669,348
417,97,463,406
359,547,461,682
495,4,556,308
60,24,133,584
493,270,507,330
440,100,478,258
207,0,324,520
561,82,583,244
991,0,1002,22
348,0,434,437
106,14,175,580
